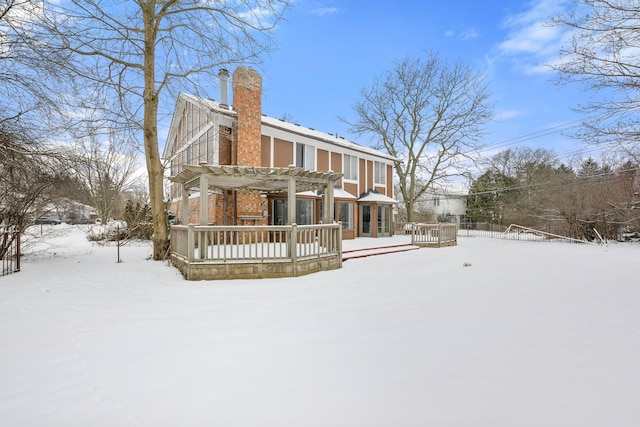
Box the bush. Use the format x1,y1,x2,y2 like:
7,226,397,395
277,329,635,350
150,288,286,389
86,220,128,242
123,200,154,240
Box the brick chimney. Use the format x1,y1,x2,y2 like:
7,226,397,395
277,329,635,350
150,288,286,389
232,66,262,167
231,66,264,223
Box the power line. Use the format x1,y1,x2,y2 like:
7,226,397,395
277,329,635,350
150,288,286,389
462,166,640,198
480,115,589,152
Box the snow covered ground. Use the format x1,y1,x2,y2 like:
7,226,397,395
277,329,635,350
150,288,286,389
1,224,640,426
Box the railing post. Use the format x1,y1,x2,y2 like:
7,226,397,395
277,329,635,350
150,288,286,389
411,222,415,245
290,223,297,274
187,224,194,262
337,222,343,268
438,224,442,247
199,227,207,260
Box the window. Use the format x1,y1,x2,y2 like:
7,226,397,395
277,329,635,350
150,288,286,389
374,161,386,185
343,154,358,180
433,197,440,207
296,199,314,224
377,205,391,235
296,143,315,171
273,199,314,225
338,202,354,230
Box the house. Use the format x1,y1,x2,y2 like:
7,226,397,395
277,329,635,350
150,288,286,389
417,184,468,225
163,67,400,239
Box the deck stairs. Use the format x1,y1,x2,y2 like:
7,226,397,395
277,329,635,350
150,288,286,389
342,243,419,261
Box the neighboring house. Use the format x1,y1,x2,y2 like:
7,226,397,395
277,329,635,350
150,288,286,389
163,67,400,238
417,184,468,225
37,200,99,225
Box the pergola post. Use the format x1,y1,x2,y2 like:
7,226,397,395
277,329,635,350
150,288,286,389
181,184,189,225
323,179,335,224
287,169,297,259
199,175,209,226
287,173,296,226
321,179,336,250
198,175,209,259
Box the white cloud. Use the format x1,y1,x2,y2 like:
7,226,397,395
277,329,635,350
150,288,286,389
494,109,524,121
497,0,572,74
499,23,562,56
310,7,341,17
444,27,480,41
460,27,479,41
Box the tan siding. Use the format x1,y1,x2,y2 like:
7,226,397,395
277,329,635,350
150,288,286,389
317,149,329,172
261,135,271,167
386,164,393,196
331,152,342,186
366,160,373,190
344,182,358,198
274,138,293,167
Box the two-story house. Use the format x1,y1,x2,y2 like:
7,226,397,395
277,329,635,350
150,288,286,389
163,67,399,239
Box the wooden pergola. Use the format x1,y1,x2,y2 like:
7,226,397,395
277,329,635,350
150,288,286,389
169,163,343,226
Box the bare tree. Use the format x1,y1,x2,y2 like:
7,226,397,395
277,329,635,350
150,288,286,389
0,121,66,232
65,129,141,223
470,147,640,239
345,53,493,222
550,0,640,161
18,0,290,259
485,147,557,180
1,1,77,245
0,1,71,131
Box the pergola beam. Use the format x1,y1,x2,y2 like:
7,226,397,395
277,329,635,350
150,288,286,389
169,165,343,226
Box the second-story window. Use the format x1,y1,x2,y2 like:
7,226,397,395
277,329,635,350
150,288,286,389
344,154,358,180
374,161,386,185
296,143,315,171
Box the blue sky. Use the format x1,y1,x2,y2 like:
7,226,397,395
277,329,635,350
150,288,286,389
252,0,591,165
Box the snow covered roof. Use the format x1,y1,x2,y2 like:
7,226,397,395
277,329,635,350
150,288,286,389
357,190,398,204
259,114,398,162
163,92,399,163
333,188,357,200
296,191,319,197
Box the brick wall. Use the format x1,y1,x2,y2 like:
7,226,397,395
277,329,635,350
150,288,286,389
232,66,265,223
171,194,219,225
233,66,262,166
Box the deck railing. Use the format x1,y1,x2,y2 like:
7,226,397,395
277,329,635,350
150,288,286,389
408,223,458,247
458,224,597,244
170,223,342,265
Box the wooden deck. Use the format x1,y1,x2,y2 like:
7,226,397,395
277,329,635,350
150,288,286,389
170,223,342,280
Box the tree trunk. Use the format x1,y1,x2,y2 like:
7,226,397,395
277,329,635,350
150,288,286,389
405,199,414,223
145,105,169,260
143,7,169,260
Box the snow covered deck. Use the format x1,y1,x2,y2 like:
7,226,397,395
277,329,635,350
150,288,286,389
406,223,458,247
170,223,342,280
